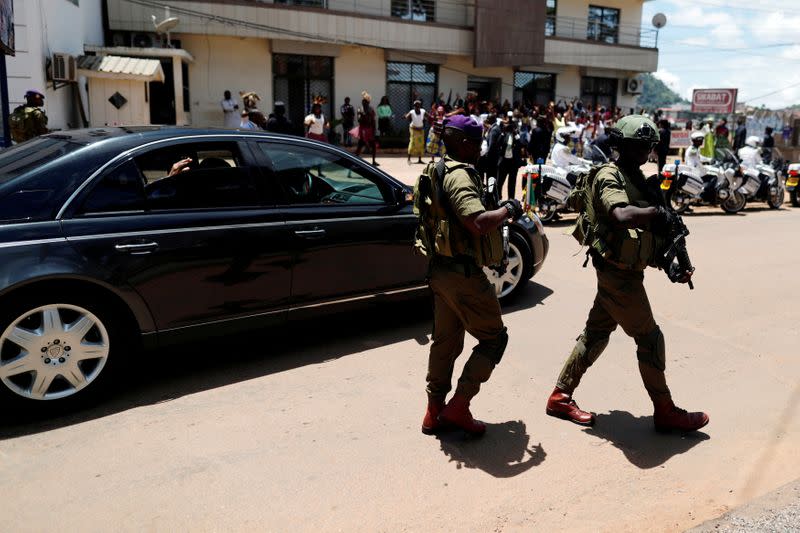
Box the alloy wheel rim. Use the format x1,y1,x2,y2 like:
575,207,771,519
0,304,110,400
485,241,525,299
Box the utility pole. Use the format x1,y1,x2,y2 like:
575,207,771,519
0,53,10,147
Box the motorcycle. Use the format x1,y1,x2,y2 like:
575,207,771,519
787,163,800,207
737,147,785,209
524,144,607,223
660,148,745,214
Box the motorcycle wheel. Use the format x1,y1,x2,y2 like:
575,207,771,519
537,200,558,223
767,186,785,209
668,190,690,214
721,191,746,214
791,189,800,208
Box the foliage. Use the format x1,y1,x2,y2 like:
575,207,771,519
637,73,688,110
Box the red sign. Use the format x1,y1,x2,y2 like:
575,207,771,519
670,130,691,149
692,89,738,114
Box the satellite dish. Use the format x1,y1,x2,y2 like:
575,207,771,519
154,16,180,34
652,13,667,29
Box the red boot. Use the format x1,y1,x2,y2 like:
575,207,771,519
438,394,486,435
546,387,595,426
421,398,445,435
653,398,709,432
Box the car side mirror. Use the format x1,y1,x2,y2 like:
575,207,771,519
397,188,414,206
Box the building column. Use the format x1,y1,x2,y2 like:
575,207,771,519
172,55,184,125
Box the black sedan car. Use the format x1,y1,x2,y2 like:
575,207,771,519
0,127,547,406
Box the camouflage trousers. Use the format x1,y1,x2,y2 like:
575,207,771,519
556,264,671,401
426,260,508,401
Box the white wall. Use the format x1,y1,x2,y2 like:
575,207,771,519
335,46,385,121
178,34,272,128
6,0,104,131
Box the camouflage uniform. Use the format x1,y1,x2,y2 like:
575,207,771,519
10,105,48,143
556,163,670,401
423,157,508,402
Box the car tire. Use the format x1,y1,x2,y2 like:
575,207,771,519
0,290,132,411
485,230,533,304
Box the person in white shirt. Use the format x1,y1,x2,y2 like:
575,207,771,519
551,126,589,169
684,131,712,173
221,90,240,129
405,100,429,164
304,103,329,142
239,110,258,130
738,136,763,169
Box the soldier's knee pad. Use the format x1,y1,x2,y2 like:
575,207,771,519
478,327,509,366
578,330,610,367
635,327,666,371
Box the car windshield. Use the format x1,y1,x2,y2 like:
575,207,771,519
0,138,85,184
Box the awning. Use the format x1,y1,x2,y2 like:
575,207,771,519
77,55,165,82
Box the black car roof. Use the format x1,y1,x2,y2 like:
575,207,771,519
46,126,299,154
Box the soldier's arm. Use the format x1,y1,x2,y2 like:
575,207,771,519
445,170,509,237
598,169,659,230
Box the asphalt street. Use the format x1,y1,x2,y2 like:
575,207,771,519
1,156,798,532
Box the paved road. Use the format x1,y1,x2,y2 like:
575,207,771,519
1,157,798,532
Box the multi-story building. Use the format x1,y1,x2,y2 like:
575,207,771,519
6,0,104,132
99,0,659,136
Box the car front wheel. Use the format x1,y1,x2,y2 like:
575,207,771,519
484,231,532,303
0,296,125,405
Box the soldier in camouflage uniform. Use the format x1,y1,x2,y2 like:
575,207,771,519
545,115,709,433
414,115,524,436
10,90,48,143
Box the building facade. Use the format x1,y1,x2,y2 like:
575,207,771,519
104,0,658,135
6,0,104,131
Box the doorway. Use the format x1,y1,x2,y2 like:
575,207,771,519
273,54,334,138
467,76,501,103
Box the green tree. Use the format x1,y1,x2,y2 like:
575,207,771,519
637,73,688,109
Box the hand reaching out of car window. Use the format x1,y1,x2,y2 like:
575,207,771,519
168,158,193,177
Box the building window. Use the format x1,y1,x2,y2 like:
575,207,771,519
588,5,620,44
514,72,556,108
580,76,618,110
385,62,438,140
391,0,435,22
273,54,334,137
545,0,557,37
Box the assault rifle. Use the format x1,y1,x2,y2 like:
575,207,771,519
661,212,695,290
484,176,510,275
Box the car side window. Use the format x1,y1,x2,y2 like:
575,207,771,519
77,159,146,215
135,143,262,210
258,143,388,205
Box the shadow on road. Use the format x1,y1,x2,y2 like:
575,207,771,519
0,300,434,439
437,420,546,478
582,410,709,469
504,281,554,313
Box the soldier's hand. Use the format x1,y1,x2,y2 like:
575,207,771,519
500,199,524,221
650,205,677,236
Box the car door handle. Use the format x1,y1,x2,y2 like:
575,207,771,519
114,241,159,254
293,229,326,240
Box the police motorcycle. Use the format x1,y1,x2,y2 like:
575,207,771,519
737,136,785,209
660,132,744,214
525,127,607,223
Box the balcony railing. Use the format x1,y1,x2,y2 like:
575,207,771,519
545,15,658,49
265,0,467,26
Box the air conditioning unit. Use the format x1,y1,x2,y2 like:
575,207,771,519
626,78,643,94
131,32,156,48
51,53,77,82
110,31,131,47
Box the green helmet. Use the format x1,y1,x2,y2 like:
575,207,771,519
610,115,659,144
